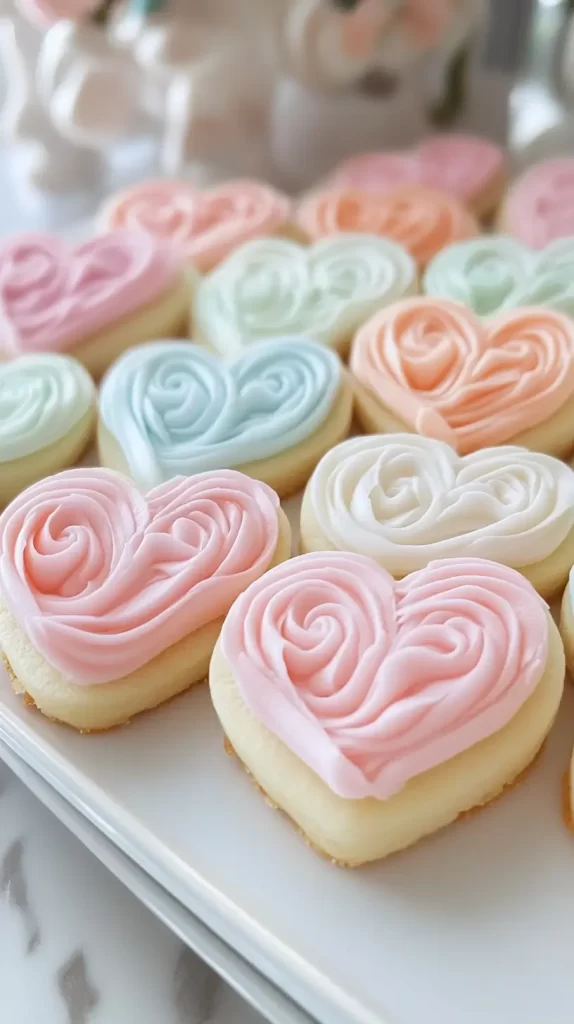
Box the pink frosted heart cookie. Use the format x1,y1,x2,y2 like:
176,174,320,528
0,467,290,731
210,552,563,865
98,179,294,273
499,158,574,249
330,134,507,219
0,231,192,377
349,297,574,459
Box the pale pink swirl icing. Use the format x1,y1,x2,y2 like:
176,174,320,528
350,297,574,453
100,180,293,273
331,135,504,202
0,231,182,357
0,468,279,685
221,553,548,799
503,159,574,249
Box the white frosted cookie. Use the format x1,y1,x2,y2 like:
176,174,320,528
99,338,352,498
0,353,96,506
210,552,564,865
301,434,574,599
193,234,417,358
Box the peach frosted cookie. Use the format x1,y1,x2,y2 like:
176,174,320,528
499,158,574,249
210,553,564,865
193,234,416,358
330,134,507,219
350,297,574,459
98,337,352,498
0,353,96,506
0,231,192,378
295,184,479,269
98,179,294,273
301,434,574,600
0,467,290,731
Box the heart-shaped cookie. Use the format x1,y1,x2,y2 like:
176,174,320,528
0,231,183,357
0,353,95,462
424,235,574,318
301,434,574,593
99,179,293,273
295,185,478,268
99,338,345,490
0,467,281,686
194,234,417,357
217,553,549,801
330,134,505,214
350,298,574,455
500,158,574,249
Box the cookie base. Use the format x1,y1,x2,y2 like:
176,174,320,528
0,509,291,732
352,379,574,463
209,614,564,866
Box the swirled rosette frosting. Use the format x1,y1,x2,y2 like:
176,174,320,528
350,297,574,453
330,135,504,204
0,354,94,461
295,185,478,268
424,235,574,318
99,179,292,273
99,338,342,489
0,468,280,685
502,158,574,249
194,235,416,355
305,434,574,574
220,553,549,799
0,231,182,356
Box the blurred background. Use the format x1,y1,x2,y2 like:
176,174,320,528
0,0,572,230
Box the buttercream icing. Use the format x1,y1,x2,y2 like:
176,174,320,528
0,467,280,685
99,179,292,273
295,185,478,267
0,231,182,357
330,135,504,203
503,158,574,249
194,234,416,355
306,434,574,574
424,235,574,318
350,298,574,453
99,338,342,489
220,552,549,799
0,353,94,462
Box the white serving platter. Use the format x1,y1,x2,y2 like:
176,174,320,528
0,737,315,1024
1,616,574,1024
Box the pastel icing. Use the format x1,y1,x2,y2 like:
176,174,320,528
503,159,574,249
99,338,342,489
220,552,548,799
99,179,292,273
0,354,95,462
194,234,416,355
424,235,574,318
0,231,182,357
330,135,504,203
350,298,574,453
306,435,574,575
0,467,280,685
295,185,478,267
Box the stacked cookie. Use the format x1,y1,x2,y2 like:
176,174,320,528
2,141,574,867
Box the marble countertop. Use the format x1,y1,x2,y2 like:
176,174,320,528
0,759,264,1024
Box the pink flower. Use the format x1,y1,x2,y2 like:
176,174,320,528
16,0,101,28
